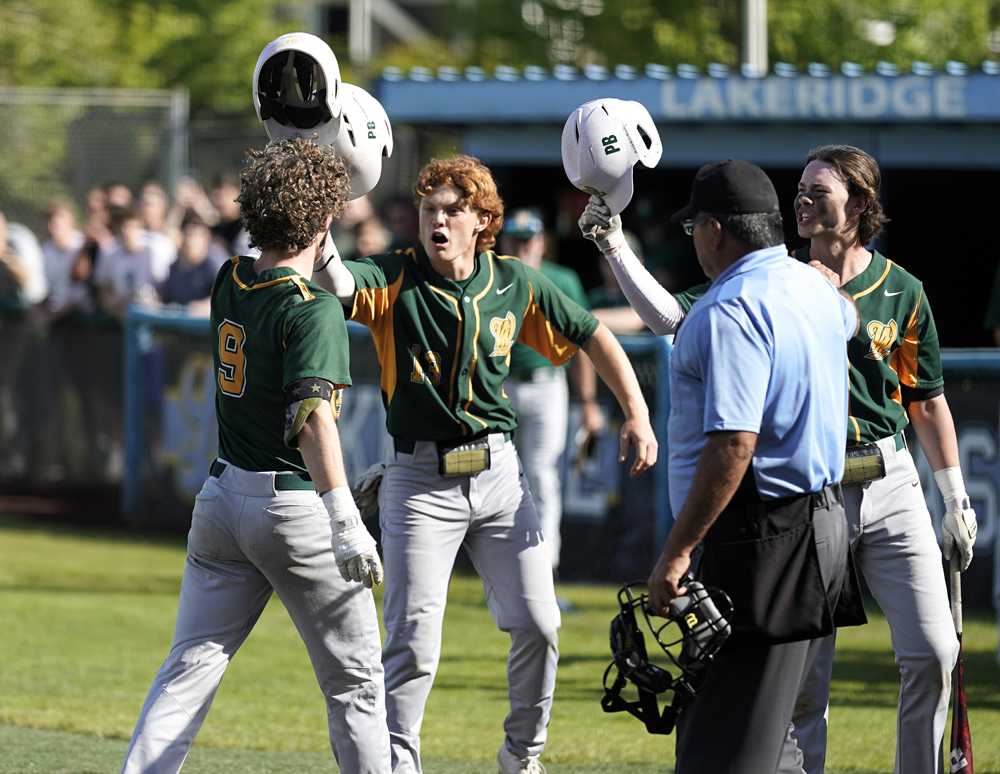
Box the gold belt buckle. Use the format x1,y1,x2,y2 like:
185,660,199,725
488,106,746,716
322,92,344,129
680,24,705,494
842,445,886,485
438,439,491,477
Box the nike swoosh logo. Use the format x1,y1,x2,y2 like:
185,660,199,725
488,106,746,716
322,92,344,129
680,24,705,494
884,290,904,297
497,283,515,295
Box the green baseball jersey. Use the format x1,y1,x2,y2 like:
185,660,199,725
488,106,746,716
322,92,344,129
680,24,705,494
671,248,944,445
818,248,943,443
211,256,352,473
508,260,590,374
674,282,710,314
345,246,599,442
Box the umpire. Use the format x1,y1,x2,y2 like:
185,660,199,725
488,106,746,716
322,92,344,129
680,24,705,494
645,161,859,772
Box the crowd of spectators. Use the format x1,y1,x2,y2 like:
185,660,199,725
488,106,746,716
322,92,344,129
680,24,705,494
0,176,413,327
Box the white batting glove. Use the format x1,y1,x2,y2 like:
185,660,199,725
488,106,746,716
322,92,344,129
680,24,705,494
351,462,386,523
934,467,977,572
322,487,384,587
579,195,626,253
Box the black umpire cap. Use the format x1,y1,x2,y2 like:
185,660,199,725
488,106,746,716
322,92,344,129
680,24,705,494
670,159,780,222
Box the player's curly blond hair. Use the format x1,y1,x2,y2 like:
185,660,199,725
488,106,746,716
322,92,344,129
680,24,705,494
806,144,890,246
238,138,350,253
414,155,504,252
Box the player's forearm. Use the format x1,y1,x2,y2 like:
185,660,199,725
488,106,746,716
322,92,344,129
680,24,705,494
908,393,960,471
569,348,598,404
600,239,684,335
297,400,349,493
665,431,757,557
582,323,648,420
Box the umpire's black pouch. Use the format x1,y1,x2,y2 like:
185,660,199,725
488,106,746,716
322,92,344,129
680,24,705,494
697,477,865,646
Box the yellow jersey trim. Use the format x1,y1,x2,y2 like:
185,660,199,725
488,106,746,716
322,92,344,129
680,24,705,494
230,256,311,299
848,415,862,443
851,258,893,301
464,254,496,429
891,289,923,391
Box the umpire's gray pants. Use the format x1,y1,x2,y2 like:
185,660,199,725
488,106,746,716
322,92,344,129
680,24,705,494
120,463,390,774
507,368,569,571
676,492,849,774
379,434,560,774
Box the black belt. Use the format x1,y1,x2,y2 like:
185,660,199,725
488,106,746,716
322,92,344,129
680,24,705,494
209,459,314,491
811,484,844,511
509,366,558,382
393,431,512,455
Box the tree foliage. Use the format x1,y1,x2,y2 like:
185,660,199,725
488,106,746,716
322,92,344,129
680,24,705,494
0,0,297,115
374,0,1000,73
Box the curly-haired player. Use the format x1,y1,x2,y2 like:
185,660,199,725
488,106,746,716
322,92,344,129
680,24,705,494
121,138,389,774
325,154,658,773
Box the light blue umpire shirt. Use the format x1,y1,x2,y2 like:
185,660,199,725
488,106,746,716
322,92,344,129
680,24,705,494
668,244,857,511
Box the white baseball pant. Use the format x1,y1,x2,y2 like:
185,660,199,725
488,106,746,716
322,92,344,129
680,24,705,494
506,368,569,572
378,433,560,773
121,463,390,774
790,436,959,774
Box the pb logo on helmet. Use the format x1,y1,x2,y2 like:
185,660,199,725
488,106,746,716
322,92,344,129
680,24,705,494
562,98,663,215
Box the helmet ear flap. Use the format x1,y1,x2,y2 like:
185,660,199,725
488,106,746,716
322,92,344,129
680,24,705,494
329,83,394,200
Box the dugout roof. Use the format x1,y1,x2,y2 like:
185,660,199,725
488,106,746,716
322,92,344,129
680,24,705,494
374,61,1000,168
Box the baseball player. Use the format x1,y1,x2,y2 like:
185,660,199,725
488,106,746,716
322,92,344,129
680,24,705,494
324,154,658,774
500,208,604,592
580,144,978,774
120,138,389,774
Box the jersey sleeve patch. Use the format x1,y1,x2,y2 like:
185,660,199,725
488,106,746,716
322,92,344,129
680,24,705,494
283,378,335,448
286,377,335,403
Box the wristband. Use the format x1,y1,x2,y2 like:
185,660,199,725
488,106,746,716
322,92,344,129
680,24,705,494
322,486,361,527
598,228,627,255
933,467,968,507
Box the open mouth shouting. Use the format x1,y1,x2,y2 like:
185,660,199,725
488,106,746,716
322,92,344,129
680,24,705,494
430,230,449,250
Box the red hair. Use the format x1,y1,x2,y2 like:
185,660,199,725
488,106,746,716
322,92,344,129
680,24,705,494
414,155,504,252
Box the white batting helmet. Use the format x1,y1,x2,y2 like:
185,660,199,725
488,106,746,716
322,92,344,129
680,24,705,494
332,84,394,200
253,32,343,146
561,98,662,216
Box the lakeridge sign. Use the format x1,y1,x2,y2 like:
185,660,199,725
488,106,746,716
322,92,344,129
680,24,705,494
378,71,1000,125
662,76,973,121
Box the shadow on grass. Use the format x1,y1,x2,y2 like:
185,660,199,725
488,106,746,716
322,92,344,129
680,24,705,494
0,512,187,550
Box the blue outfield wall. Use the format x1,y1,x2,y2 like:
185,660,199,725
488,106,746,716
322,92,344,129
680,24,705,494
122,308,1000,603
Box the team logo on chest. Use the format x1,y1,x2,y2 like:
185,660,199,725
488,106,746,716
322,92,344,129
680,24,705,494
865,318,898,361
489,311,517,357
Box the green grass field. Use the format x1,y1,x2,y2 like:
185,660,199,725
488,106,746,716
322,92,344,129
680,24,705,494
1,513,998,774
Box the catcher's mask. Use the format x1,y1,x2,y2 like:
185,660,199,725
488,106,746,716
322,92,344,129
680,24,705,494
601,581,733,734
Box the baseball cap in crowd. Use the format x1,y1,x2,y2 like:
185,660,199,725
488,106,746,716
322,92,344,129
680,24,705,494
502,208,545,239
670,159,780,222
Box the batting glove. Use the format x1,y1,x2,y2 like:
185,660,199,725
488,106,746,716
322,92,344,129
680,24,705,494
322,486,384,587
579,195,626,253
935,467,977,572
351,462,386,524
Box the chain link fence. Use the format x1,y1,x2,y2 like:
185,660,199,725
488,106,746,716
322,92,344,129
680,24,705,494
0,87,188,233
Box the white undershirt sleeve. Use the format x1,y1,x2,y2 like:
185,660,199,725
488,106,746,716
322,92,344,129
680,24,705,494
601,236,686,335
